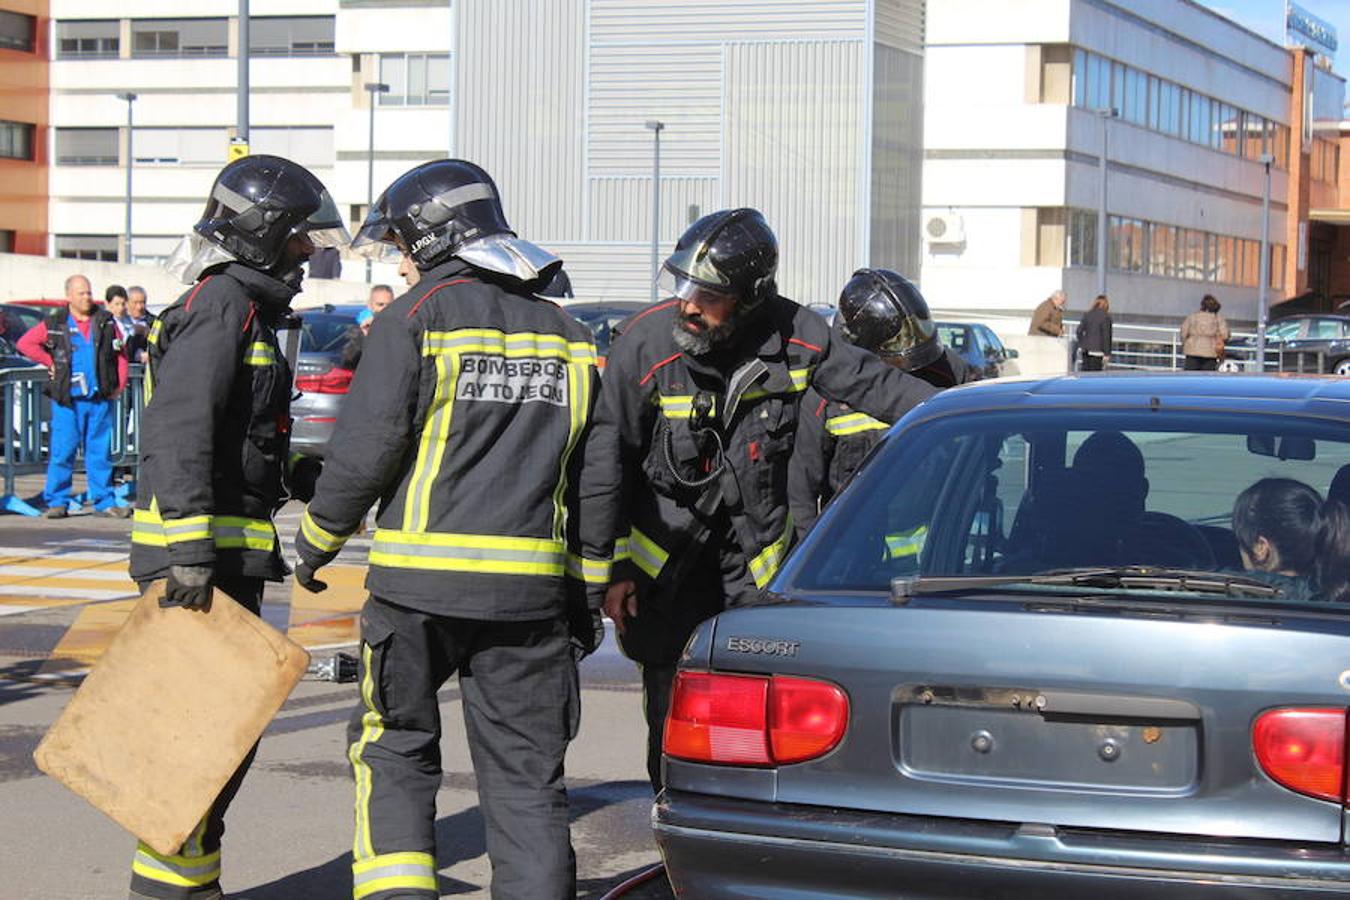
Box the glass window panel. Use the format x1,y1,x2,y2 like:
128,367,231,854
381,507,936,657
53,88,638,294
1111,62,1125,114
178,129,224,165
134,129,180,163
57,20,119,58
407,54,427,106
250,16,334,56
1068,209,1097,268
1214,235,1235,283
55,128,119,165
0,10,34,52
55,235,120,261
1242,113,1264,161
427,55,451,105
0,121,33,160
379,54,406,106
1073,49,1087,107
1147,76,1160,130
1271,245,1286,289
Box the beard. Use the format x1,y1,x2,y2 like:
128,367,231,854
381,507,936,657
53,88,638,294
672,312,737,356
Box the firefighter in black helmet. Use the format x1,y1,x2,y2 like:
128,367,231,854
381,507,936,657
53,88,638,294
789,269,973,543
576,211,939,790
293,159,599,900
128,155,348,900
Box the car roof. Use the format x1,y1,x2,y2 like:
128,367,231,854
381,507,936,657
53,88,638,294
917,373,1350,421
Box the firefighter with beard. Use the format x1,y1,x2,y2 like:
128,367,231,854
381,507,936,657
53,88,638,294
576,209,938,790
789,268,974,541
293,160,599,900
128,155,349,900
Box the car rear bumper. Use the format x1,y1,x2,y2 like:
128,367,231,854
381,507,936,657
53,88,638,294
654,790,1350,899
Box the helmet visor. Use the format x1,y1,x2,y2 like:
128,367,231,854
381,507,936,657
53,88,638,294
350,202,404,262
658,266,737,308
662,243,734,292
296,191,351,248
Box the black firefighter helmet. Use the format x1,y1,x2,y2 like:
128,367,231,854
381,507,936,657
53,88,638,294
836,268,942,371
660,208,778,311
193,155,347,274
352,159,560,284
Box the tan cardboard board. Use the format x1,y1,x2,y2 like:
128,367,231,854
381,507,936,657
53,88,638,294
33,582,309,855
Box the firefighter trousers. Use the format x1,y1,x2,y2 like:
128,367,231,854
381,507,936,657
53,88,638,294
348,595,580,900
128,576,264,900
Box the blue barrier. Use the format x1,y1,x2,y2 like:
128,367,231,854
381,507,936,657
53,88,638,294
0,365,143,516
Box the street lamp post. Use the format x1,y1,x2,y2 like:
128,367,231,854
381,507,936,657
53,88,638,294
117,92,137,264
645,120,665,302
363,81,390,283
1094,107,1118,296
1256,153,1274,370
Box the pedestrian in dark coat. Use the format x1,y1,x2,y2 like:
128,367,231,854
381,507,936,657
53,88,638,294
1076,294,1113,371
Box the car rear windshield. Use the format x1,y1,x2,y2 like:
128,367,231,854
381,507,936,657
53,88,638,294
300,313,356,354
786,409,1350,607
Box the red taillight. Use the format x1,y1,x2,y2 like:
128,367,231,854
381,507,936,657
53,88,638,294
1252,708,1347,804
664,671,848,767
295,367,353,394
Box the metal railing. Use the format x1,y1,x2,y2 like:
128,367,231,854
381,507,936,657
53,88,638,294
1063,322,1332,374
0,366,143,516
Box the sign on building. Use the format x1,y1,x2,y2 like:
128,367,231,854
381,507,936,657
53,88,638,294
1286,2,1338,59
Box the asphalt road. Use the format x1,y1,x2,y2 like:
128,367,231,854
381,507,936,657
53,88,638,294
0,511,674,900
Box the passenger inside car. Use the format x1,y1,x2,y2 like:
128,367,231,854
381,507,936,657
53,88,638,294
1232,478,1350,603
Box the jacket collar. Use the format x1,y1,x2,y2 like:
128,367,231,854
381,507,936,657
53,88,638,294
212,262,299,311
415,259,478,287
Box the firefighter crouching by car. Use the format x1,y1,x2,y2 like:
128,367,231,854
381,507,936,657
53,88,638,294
292,160,600,900
127,155,349,900
576,209,939,791
789,269,974,543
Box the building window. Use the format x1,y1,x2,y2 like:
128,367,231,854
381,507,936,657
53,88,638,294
250,127,333,168
249,16,335,57
55,128,119,165
133,128,227,165
0,10,34,52
131,19,228,58
1108,216,1146,273
0,230,13,253
378,53,451,106
57,20,120,59
1071,49,1287,169
1067,209,1098,268
56,235,120,262
0,120,33,160
1311,137,1338,184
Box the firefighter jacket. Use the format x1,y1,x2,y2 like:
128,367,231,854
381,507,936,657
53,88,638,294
130,263,295,583
294,259,599,620
788,347,972,540
43,307,123,406
576,295,939,607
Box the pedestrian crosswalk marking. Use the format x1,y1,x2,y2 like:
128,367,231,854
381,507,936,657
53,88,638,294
39,599,138,674
287,564,367,649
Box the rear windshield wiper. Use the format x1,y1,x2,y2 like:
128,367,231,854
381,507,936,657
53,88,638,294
891,567,1283,604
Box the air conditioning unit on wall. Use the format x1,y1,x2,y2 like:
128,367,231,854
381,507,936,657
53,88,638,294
924,212,966,245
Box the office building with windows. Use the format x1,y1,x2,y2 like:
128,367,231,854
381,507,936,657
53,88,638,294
40,0,925,303
0,1,48,255
922,0,1346,324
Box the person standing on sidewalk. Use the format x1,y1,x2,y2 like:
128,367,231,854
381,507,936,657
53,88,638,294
1076,294,1113,371
16,274,129,518
1180,294,1230,371
127,154,349,900
1029,289,1066,337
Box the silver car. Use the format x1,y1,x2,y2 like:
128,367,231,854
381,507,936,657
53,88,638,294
288,304,363,459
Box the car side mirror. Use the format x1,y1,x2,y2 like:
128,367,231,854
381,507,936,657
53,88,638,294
1006,348,1020,359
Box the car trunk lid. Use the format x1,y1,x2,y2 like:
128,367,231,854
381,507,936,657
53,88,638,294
704,598,1350,844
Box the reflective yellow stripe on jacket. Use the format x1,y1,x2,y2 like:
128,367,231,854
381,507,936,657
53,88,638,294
748,517,794,588
826,411,888,437
243,341,276,366
300,507,349,553
132,508,277,552
567,553,612,586
403,328,596,534
885,525,928,560
371,530,566,576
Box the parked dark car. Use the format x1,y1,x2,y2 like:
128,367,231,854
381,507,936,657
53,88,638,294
1223,314,1350,375
564,300,646,369
656,373,1350,898
935,320,1019,379
287,304,363,459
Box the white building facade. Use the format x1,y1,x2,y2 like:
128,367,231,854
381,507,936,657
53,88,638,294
922,0,1341,325
46,0,925,304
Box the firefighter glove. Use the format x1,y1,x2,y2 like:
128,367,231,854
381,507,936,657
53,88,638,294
295,560,329,593
163,565,213,610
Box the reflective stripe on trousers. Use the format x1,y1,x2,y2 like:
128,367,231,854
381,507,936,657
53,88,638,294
352,852,437,900
748,517,794,588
